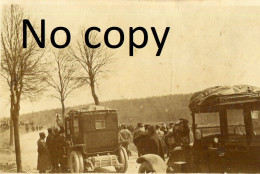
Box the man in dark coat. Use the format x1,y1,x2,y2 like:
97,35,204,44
133,123,146,157
52,128,65,172
143,125,165,160
46,128,55,172
37,132,51,173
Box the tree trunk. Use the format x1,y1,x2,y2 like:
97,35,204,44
61,99,65,123
90,80,99,105
12,110,22,172
9,117,14,146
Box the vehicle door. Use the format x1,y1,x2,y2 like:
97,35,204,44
192,112,223,172
223,109,249,172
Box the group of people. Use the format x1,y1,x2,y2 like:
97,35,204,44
37,126,65,173
119,119,191,161
0,121,10,129
0,120,41,132
26,124,43,133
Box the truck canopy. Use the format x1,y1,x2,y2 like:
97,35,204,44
189,85,260,113
67,105,117,116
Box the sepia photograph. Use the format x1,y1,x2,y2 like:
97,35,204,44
1,0,260,173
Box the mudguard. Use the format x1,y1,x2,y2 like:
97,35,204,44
136,154,168,173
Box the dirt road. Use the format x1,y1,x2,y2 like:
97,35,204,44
1,129,140,173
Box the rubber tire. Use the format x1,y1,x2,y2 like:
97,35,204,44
69,151,80,173
76,151,84,173
138,161,153,173
116,147,129,173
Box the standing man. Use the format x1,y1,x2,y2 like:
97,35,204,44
155,125,164,138
143,125,165,160
37,132,51,173
119,125,132,157
46,128,55,172
133,123,146,157
165,123,175,156
52,128,65,172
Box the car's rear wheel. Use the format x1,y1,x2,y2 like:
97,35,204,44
115,147,128,173
138,161,154,173
76,151,84,173
69,151,84,173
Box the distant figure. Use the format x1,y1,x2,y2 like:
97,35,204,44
56,114,65,135
165,123,175,155
133,123,146,157
37,132,51,173
127,125,135,133
143,125,165,160
56,114,63,128
144,124,151,132
46,128,55,172
155,125,164,138
119,125,132,157
52,128,65,172
31,125,35,132
160,125,167,135
173,119,190,148
25,124,30,133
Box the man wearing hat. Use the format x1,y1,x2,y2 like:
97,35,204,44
119,125,132,157
174,119,190,148
52,128,65,172
133,123,146,157
46,128,55,172
37,132,51,173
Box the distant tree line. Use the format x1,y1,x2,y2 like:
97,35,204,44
18,94,193,126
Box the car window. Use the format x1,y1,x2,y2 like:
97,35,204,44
73,118,79,134
195,112,220,137
227,109,245,135
251,110,260,135
66,121,70,135
95,120,106,129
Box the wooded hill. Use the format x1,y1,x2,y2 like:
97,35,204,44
19,94,193,127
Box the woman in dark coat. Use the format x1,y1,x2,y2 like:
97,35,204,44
37,132,51,173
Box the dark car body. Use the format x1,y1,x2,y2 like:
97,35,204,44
64,105,128,172
138,85,260,173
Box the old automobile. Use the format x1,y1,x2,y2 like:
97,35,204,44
137,85,260,173
63,105,128,173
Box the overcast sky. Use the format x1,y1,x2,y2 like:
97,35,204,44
1,0,260,118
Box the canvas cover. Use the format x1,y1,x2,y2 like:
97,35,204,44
189,85,260,112
77,105,114,112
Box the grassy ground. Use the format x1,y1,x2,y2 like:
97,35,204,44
0,129,17,172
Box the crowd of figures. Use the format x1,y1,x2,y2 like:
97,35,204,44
118,119,192,160
25,124,44,133
0,121,10,129
0,120,44,133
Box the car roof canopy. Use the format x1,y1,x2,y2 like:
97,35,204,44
67,105,117,116
189,85,260,113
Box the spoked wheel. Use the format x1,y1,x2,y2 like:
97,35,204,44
115,147,128,173
138,161,154,173
69,151,84,173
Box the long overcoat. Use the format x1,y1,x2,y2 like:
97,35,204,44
143,133,165,160
37,139,51,171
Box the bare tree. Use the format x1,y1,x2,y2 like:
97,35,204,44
10,117,14,146
46,50,82,121
68,31,114,105
1,5,47,172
